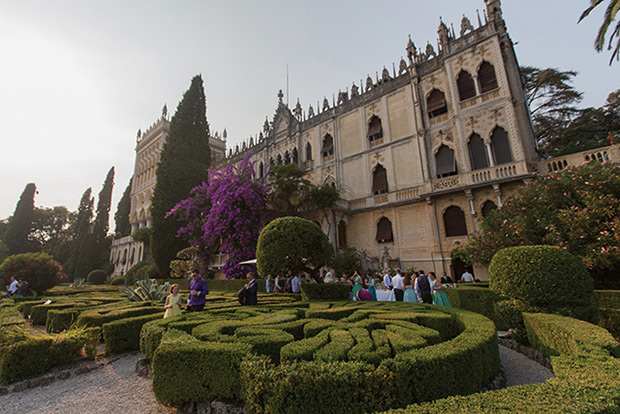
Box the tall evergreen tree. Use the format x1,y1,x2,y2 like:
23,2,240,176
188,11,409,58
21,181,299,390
4,183,37,255
66,188,94,280
92,167,115,268
114,177,133,237
151,75,211,276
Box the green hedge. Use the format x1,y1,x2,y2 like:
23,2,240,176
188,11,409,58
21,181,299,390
76,303,162,328
443,287,504,329
0,332,85,384
103,312,163,354
147,302,500,411
87,269,107,285
152,329,253,407
300,283,351,301
380,312,620,413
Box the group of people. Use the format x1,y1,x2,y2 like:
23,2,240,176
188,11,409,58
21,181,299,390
4,276,29,297
345,268,452,307
163,270,210,318
265,274,313,294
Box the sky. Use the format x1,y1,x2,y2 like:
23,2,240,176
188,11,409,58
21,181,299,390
0,0,617,226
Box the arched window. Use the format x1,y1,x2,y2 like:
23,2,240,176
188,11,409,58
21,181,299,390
427,89,448,118
292,148,298,164
367,116,383,142
269,157,274,166
468,134,489,170
457,71,476,101
444,206,468,237
322,134,334,158
435,145,457,178
338,220,347,248
259,161,264,177
284,151,291,164
478,61,498,93
276,154,283,164
372,164,388,195
376,217,393,243
491,127,512,165
481,200,497,217
305,142,312,161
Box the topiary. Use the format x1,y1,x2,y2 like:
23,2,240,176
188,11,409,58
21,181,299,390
0,252,63,295
87,269,107,285
489,245,594,308
333,247,360,277
256,217,334,282
109,276,125,285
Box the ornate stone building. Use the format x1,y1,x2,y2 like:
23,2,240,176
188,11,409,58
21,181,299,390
223,0,582,279
110,106,226,277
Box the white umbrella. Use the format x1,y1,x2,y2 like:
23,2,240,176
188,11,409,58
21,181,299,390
239,259,257,265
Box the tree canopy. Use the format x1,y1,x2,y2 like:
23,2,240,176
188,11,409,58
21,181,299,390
461,161,620,288
151,75,211,277
579,0,620,64
4,183,37,255
256,216,334,282
114,177,133,237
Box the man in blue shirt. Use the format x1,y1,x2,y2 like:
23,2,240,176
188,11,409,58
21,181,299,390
291,274,302,293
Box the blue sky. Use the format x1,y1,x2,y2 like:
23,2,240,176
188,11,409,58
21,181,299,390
0,0,617,223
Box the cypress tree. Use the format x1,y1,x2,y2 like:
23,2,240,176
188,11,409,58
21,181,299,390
151,75,211,276
66,188,94,280
92,167,115,268
4,183,37,255
114,177,133,237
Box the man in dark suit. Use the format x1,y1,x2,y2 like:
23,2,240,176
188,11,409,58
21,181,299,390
244,272,258,305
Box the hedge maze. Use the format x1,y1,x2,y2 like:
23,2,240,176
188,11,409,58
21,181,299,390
142,301,499,413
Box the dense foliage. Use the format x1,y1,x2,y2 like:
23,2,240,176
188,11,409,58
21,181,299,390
489,246,594,307
462,162,620,288
170,155,270,279
86,269,107,285
256,216,334,281
31,206,75,263
332,247,361,277
0,252,63,294
151,75,211,277
114,177,133,237
3,183,37,255
92,167,115,269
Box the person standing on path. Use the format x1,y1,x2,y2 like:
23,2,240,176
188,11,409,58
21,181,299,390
244,272,258,305
392,268,404,301
414,270,434,304
187,270,209,311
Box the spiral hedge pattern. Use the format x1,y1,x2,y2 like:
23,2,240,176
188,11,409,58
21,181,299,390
142,301,499,413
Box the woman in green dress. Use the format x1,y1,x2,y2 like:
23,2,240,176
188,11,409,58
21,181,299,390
352,272,365,300
429,272,451,307
365,273,378,301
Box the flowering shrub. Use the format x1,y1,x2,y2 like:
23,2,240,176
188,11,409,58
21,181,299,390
0,252,64,294
463,161,620,287
169,155,270,279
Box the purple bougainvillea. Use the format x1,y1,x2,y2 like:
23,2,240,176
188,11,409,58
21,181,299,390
168,155,270,279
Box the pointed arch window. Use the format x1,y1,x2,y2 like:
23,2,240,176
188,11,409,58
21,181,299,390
269,157,274,166
367,116,383,142
338,220,347,248
376,217,393,243
322,134,334,158
482,200,497,217
435,145,457,178
491,127,512,165
292,148,298,164
444,206,468,237
457,71,476,101
276,154,283,164
284,151,291,164
259,162,264,178
468,134,489,170
305,142,313,161
478,61,498,93
427,89,448,118
371,164,388,195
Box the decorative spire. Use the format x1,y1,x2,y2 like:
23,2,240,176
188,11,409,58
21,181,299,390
406,34,417,65
263,116,270,133
438,16,450,47
223,128,227,140
277,89,284,104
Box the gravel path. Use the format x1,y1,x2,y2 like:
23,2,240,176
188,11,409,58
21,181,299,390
0,353,175,414
499,345,554,386
0,345,554,413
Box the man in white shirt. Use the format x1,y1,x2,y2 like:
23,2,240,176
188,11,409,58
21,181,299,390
392,269,404,301
461,270,475,283
5,276,18,297
383,269,393,290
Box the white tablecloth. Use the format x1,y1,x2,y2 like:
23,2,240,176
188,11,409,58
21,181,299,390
376,289,395,301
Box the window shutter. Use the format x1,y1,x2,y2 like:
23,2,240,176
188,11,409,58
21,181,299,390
376,218,393,242
444,206,468,237
478,62,498,93
321,134,333,154
468,134,489,170
491,127,512,165
457,71,476,101
372,165,388,194
435,146,456,177
427,90,447,113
